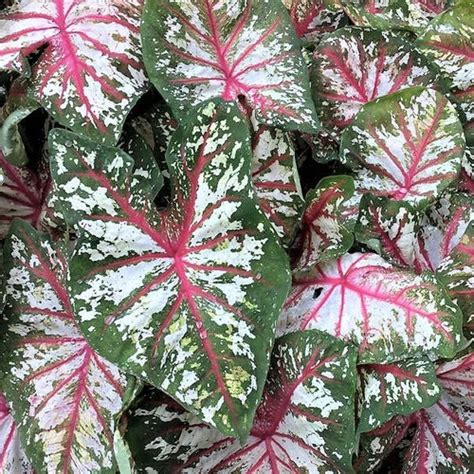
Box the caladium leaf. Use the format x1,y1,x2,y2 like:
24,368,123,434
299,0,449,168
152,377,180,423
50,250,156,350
49,101,291,440
251,116,304,246
294,175,355,271
283,0,346,40
280,252,463,363
354,192,474,275
416,0,474,126
415,192,474,272
0,220,132,473
0,393,33,473
0,151,49,239
342,0,446,32
438,223,474,338
141,0,319,133
355,194,418,268
125,330,357,473
340,87,465,208
312,27,437,130
358,358,441,433
0,0,148,144
358,353,474,473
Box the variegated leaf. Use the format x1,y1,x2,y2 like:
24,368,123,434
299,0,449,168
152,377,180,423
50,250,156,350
415,192,474,272
416,0,474,126
358,353,474,473
0,0,148,144
0,151,49,239
0,220,132,473
340,87,464,208
125,330,357,473
294,175,355,272
438,223,474,338
358,358,441,433
355,194,418,268
283,0,346,40
141,0,319,133
312,27,437,130
342,0,447,32
280,252,463,363
49,101,291,440
251,116,304,246
0,393,33,473
354,192,474,275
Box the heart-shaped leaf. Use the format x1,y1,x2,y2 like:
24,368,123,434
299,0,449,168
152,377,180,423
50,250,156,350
0,151,49,239
343,0,446,32
438,222,474,338
251,116,304,246
358,358,441,433
0,0,148,144
280,252,463,363
141,0,319,133
0,393,32,474
358,353,474,473
125,330,357,473
312,27,437,130
0,220,132,473
340,87,465,208
49,101,291,440
283,0,346,40
416,0,474,125
295,175,355,272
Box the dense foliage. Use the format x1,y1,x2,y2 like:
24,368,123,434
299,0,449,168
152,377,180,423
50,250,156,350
0,0,472,472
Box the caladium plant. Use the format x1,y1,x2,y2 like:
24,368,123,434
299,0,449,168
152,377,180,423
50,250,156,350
0,0,472,472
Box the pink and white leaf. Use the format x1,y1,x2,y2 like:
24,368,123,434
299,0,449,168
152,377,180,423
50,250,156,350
358,358,441,433
343,0,447,32
340,87,465,207
0,220,131,473
355,195,418,268
49,102,291,440
294,175,355,272
358,353,474,473
415,192,474,272
251,116,304,246
0,0,148,144
124,330,357,473
312,27,437,130
0,151,48,239
438,222,474,338
0,393,33,474
141,0,319,133
280,252,463,363
283,0,346,40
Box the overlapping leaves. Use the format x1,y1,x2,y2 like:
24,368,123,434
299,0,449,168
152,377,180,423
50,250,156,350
125,330,357,473
0,0,148,144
